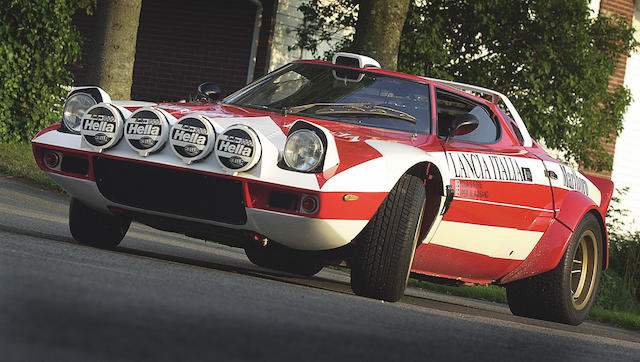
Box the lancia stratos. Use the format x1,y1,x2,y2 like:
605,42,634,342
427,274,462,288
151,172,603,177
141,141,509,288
32,53,614,325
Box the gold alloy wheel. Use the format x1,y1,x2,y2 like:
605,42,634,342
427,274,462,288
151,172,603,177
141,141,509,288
570,230,599,310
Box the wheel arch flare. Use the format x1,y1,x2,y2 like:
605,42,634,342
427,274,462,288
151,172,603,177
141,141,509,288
320,139,451,246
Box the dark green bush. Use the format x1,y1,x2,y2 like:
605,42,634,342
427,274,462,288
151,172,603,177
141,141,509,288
596,188,640,314
0,0,92,143
596,269,639,313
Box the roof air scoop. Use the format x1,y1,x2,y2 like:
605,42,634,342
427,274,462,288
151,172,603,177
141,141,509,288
332,52,381,69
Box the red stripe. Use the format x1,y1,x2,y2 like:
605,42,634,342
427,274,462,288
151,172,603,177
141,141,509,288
412,243,522,283
443,199,552,232
32,143,95,180
247,182,386,220
33,122,62,138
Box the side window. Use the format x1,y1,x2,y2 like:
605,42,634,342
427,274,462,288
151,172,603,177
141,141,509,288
509,121,525,145
497,107,524,145
436,89,500,144
436,91,475,137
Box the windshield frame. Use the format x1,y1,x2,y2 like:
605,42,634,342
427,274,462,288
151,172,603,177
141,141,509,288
223,62,432,135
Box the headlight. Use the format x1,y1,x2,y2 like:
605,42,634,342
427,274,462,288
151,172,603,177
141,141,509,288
283,129,324,172
62,93,96,132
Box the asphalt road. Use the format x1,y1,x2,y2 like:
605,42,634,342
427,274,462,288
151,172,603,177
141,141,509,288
1,174,639,361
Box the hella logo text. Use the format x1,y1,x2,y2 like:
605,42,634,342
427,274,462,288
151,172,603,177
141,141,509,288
172,129,207,145
127,123,160,136
83,114,116,133
217,140,253,157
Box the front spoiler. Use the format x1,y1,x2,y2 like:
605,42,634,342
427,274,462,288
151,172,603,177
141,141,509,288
49,172,367,251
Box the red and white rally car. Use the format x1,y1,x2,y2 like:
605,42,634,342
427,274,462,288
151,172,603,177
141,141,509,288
32,53,613,325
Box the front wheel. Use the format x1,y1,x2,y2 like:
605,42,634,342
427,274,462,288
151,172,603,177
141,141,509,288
506,213,602,325
350,173,426,302
69,198,130,249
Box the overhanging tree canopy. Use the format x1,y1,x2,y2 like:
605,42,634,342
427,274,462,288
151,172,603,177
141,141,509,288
292,0,637,171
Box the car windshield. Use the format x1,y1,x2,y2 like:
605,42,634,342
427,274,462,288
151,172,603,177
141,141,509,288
224,63,431,134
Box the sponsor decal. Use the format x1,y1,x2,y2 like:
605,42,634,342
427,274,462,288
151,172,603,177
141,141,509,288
215,125,261,172
559,164,588,195
124,108,169,156
331,131,360,142
446,152,532,183
80,104,124,151
169,114,215,164
452,179,489,199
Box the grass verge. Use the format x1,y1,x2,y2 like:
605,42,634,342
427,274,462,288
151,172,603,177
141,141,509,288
0,142,60,191
2,141,640,331
408,278,507,304
589,307,640,331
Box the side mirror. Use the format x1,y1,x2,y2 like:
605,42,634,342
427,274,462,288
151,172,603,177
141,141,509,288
446,113,479,143
198,82,221,102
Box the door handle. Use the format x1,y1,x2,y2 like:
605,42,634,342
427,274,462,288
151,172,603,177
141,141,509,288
545,170,558,180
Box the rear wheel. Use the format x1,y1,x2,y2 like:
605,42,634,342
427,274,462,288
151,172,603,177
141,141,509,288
69,198,130,249
244,244,324,277
350,173,425,302
506,213,602,325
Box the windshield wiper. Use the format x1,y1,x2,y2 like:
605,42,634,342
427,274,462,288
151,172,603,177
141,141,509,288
282,102,371,117
314,104,418,123
281,102,418,123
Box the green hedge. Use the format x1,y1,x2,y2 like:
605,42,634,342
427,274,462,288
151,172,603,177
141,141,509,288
0,0,91,143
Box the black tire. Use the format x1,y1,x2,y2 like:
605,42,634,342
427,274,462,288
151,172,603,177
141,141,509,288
350,173,426,302
244,244,324,277
506,213,603,325
69,198,131,249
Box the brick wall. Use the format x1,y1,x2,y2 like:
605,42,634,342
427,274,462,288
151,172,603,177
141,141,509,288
72,0,276,102
582,0,636,178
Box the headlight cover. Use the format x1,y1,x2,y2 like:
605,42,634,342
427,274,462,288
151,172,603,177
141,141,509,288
63,93,97,132
283,129,324,172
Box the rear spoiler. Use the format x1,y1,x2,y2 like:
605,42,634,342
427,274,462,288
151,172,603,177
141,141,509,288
584,175,614,218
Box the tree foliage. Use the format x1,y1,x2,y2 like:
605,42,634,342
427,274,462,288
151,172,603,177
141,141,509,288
293,0,357,59
0,0,93,143
293,0,638,171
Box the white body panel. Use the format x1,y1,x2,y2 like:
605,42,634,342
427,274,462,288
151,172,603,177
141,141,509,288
429,221,544,260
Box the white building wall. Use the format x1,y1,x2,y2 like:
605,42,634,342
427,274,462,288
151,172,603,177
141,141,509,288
589,0,601,15
611,3,640,230
268,0,354,71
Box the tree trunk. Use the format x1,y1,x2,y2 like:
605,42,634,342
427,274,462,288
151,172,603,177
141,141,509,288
87,0,142,100
351,0,411,70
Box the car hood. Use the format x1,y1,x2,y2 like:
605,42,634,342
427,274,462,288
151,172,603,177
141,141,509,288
145,102,441,177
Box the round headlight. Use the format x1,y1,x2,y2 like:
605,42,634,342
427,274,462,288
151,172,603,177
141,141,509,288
63,93,96,132
283,129,324,172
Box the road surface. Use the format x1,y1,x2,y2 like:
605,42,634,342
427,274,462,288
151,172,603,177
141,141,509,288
0,175,638,361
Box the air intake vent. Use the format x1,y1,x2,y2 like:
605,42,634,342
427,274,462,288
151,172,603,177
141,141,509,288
332,52,381,68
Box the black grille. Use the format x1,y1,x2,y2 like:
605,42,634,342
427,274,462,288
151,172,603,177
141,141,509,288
93,156,246,224
61,155,89,176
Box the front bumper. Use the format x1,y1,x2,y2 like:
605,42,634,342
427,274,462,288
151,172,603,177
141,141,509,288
48,171,367,250
32,121,389,250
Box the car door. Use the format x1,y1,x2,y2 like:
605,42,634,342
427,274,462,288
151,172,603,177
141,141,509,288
411,89,555,282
